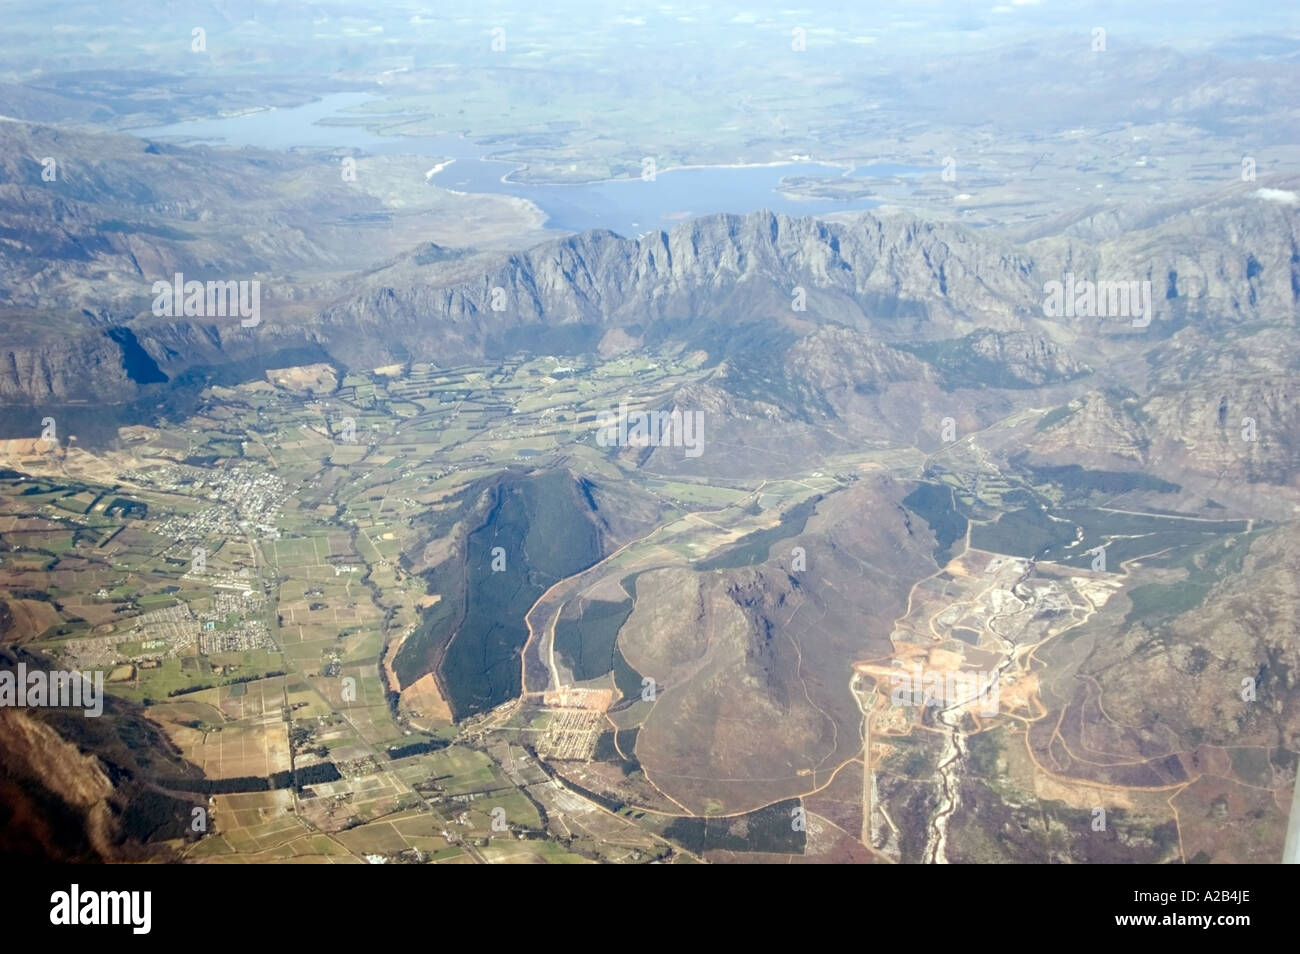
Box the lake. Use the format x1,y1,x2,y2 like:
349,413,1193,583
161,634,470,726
132,92,913,237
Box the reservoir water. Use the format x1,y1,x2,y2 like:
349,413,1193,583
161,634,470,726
132,92,909,237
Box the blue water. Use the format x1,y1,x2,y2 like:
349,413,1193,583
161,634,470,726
132,92,914,237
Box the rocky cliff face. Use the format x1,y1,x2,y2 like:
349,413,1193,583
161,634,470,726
0,205,1041,402
1030,190,1300,329
2,137,1298,485
965,329,1088,386
317,210,1039,346
4,194,1294,406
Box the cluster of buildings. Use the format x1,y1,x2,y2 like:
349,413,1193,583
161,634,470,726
150,465,286,540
